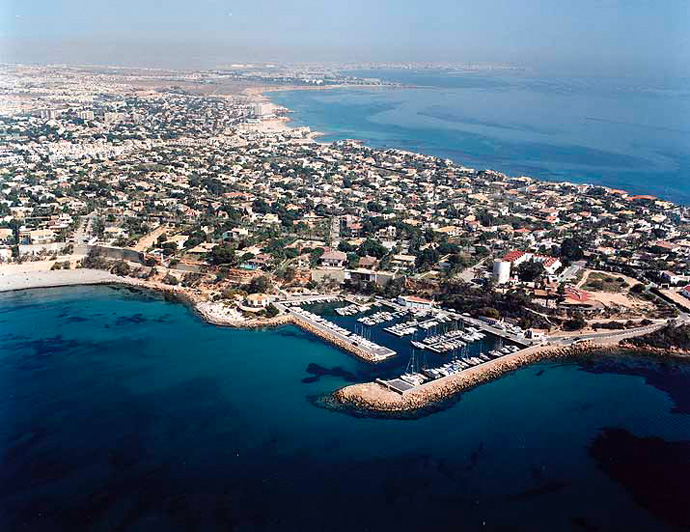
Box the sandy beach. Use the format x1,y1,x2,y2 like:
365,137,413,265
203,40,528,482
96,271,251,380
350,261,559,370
0,265,297,330
0,266,122,293
242,86,332,143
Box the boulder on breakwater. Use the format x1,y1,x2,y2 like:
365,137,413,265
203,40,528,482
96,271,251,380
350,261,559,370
332,343,648,415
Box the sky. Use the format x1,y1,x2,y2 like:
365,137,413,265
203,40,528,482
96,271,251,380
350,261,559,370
1,0,689,75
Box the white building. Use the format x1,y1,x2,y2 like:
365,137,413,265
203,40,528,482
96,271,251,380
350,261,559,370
246,293,271,308
104,112,123,123
492,260,511,285
78,110,95,120
251,103,273,119
39,109,57,120
397,295,434,309
320,250,347,268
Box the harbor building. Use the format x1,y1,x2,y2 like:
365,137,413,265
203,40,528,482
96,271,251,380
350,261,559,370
397,295,434,309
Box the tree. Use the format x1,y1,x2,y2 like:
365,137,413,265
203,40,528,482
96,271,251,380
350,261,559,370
247,275,270,294
209,244,237,266
110,260,130,276
184,230,206,249
357,238,387,259
163,273,179,285
557,283,566,304
264,304,279,318
309,247,325,267
161,242,177,257
630,283,645,294
560,237,584,262
280,266,296,283
479,307,501,320
564,312,587,331
517,260,545,282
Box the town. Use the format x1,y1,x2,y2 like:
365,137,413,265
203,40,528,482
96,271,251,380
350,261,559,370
2,63,690,393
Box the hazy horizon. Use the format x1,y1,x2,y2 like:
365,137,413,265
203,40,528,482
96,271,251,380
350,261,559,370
2,0,689,77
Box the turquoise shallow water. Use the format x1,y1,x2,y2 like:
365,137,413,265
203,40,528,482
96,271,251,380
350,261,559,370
1,286,690,530
270,70,690,203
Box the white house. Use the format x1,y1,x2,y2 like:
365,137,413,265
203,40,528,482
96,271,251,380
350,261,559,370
320,250,347,268
397,295,434,309
246,293,271,308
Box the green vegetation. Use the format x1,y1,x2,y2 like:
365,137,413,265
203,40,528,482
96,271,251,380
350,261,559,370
209,244,237,266
517,260,545,282
247,275,270,294
438,281,554,330
560,237,584,262
583,272,628,293
625,324,690,351
264,303,279,318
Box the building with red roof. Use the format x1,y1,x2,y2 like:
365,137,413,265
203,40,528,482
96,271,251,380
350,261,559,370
502,250,531,266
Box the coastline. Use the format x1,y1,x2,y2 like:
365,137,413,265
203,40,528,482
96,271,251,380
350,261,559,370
251,79,687,205
0,268,383,359
245,83,399,147
3,267,687,416
0,267,293,329
0,268,125,293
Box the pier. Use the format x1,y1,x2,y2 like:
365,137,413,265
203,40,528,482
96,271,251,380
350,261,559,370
454,314,532,348
277,302,397,362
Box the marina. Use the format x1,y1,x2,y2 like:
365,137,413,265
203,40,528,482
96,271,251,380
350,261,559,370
383,322,418,337
357,310,402,327
378,344,522,395
277,296,533,374
301,298,527,359
290,297,535,396
335,303,372,316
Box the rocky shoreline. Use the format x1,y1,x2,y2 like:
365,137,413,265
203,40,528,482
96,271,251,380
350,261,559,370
331,342,690,417
0,269,380,357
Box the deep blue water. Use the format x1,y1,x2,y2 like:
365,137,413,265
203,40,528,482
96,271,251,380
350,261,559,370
1,286,690,530
270,70,690,203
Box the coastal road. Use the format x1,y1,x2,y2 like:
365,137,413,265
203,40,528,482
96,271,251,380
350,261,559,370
547,321,666,346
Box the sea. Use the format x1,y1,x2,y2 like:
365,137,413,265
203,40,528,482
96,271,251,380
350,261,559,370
1,286,690,530
269,69,690,204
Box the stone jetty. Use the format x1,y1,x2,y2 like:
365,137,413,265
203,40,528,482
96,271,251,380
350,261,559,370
332,342,680,415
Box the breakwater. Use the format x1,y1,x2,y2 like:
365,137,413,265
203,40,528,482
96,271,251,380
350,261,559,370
332,342,690,415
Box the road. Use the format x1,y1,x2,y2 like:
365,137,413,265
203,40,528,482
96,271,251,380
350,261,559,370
73,212,97,244
558,264,581,283
547,321,668,346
